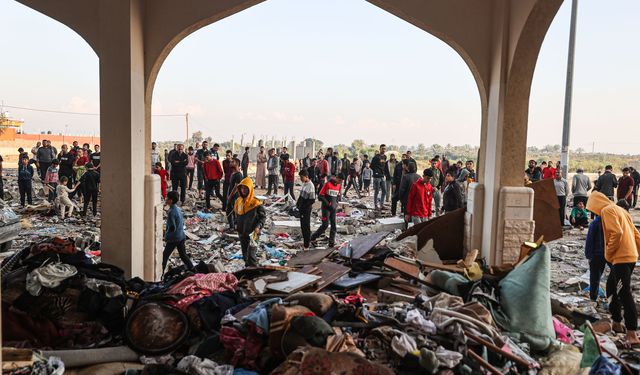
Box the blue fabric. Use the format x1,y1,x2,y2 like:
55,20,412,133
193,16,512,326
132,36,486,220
588,355,621,375
166,204,186,242
242,297,282,334
585,216,605,260
18,164,34,181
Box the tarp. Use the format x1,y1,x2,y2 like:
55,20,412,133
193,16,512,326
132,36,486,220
499,244,555,352
530,179,562,242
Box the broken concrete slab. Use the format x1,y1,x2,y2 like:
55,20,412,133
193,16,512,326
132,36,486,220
375,217,405,231
266,272,322,294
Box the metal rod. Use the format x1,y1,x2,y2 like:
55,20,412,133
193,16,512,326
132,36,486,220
560,0,579,177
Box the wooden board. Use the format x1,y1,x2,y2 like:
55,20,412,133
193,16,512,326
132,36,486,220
287,248,334,267
266,272,322,294
339,231,391,259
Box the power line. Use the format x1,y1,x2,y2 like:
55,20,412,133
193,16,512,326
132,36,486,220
2,104,184,117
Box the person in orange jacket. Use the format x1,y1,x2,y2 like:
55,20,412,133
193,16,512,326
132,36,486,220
587,191,640,347
405,169,434,225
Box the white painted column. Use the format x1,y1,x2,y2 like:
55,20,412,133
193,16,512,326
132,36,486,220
99,0,146,278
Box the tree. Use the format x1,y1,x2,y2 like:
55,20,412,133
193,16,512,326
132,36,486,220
575,147,585,154
191,131,203,143
417,143,426,156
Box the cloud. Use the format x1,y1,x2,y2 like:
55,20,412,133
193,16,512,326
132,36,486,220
64,96,99,113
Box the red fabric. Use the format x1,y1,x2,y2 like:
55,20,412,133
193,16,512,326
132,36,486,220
319,159,329,177
168,273,238,297
220,325,263,370
319,180,341,200
75,156,89,166
284,161,296,183
223,159,233,180
203,159,223,181
542,167,555,180
406,178,433,218
155,168,168,198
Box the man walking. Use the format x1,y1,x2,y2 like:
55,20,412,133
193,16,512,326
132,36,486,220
297,170,316,250
203,152,224,210
241,146,250,178
162,191,194,273
405,169,434,225
370,144,388,209
311,175,342,248
169,144,188,204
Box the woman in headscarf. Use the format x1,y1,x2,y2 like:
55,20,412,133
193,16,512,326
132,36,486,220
234,177,266,267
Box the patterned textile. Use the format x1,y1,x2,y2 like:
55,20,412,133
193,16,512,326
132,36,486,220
167,273,238,311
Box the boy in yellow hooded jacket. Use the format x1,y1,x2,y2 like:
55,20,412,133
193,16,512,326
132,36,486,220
234,177,266,267
587,191,640,346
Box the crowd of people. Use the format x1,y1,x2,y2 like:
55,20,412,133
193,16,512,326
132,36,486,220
1,140,101,218
153,142,478,269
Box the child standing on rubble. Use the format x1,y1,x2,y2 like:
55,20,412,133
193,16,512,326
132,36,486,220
311,175,342,248
162,190,194,273
225,159,244,231
361,162,372,195
234,177,266,267
44,159,60,202
297,170,316,250
18,156,34,207
283,154,296,199
154,162,169,199
79,163,100,217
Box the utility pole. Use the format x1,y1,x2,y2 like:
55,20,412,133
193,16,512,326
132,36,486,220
560,0,578,178
185,113,189,142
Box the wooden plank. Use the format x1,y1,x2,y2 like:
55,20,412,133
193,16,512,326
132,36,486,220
339,231,390,259
266,272,322,294
313,262,350,292
287,248,334,267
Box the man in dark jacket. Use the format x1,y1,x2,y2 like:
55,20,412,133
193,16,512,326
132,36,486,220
234,177,266,267
226,158,244,230
370,144,388,210
169,144,188,204
429,158,444,215
36,140,56,180
391,154,406,216
58,144,75,190
443,169,464,213
222,150,234,209
311,175,342,247
196,141,210,195
80,163,100,217
585,215,605,301
594,165,618,201
162,191,193,273
630,167,640,208
397,159,420,214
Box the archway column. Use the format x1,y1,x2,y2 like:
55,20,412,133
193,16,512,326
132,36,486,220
99,0,147,278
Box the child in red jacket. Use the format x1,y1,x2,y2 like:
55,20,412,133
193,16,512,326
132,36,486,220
405,169,434,225
283,154,296,199
155,162,169,199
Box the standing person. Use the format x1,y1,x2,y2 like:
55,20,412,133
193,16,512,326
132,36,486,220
317,153,330,191
267,148,280,195
390,154,407,216
44,159,60,202
361,162,372,195
58,144,75,192
344,157,361,199
82,143,92,160
525,160,542,182
587,192,640,347
203,152,224,210
279,146,290,181
442,169,464,214
302,153,312,170
572,168,592,207
405,169,434,225
585,212,606,302
162,191,194,273
185,146,196,190
370,144,388,209
457,160,476,183
17,148,29,167
630,167,640,208
594,165,618,201
283,154,296,199
542,161,556,180
195,141,210,196
151,142,160,169
297,170,316,250
406,151,417,172
154,162,169,199
164,149,170,171
429,158,444,215
310,175,342,248
325,148,334,178
70,140,81,156
617,167,635,206
225,159,244,231
255,146,268,189
169,144,188,204
352,155,363,192
222,150,234,209
90,144,101,170
210,143,220,160
18,156,34,207
55,176,79,219
332,151,342,180
385,153,397,203
554,170,569,226
398,160,420,214
234,177,266,267
80,163,100,217
73,149,89,201
340,153,351,184
241,146,250,178
31,141,41,164
37,140,56,180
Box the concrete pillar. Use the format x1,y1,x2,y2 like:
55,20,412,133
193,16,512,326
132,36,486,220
144,174,163,281
495,187,535,264
99,0,146,278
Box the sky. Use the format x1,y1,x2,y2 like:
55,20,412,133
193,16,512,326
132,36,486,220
1,0,639,154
